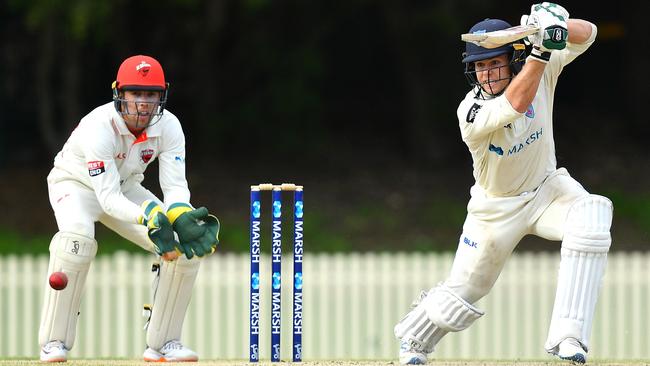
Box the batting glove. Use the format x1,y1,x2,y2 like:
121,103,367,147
522,2,568,53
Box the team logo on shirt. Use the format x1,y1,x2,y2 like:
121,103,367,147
466,103,482,123
140,149,154,164
525,104,535,118
87,161,106,177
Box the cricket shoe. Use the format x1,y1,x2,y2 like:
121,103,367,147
40,340,67,362
556,338,587,364
143,340,198,362
399,339,428,365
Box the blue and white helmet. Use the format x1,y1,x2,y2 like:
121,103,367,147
462,19,527,97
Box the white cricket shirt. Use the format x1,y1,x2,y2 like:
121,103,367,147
457,24,597,197
47,102,191,223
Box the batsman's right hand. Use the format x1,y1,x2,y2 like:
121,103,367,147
522,2,569,52
139,200,181,260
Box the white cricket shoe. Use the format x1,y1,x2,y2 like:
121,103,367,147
40,340,67,362
399,339,428,365
143,340,198,362
557,338,587,364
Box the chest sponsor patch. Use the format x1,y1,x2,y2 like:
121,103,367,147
466,103,482,123
140,149,154,164
87,161,106,177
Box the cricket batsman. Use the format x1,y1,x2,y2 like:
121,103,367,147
394,3,611,364
39,55,219,362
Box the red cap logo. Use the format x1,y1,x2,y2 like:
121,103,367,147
136,61,151,77
115,55,166,90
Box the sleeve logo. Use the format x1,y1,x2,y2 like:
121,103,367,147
466,103,482,123
87,161,106,177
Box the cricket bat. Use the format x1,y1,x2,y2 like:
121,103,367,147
461,24,539,49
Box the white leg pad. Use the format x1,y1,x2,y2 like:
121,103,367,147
394,290,447,353
545,195,612,353
424,285,485,332
39,232,97,349
146,256,200,350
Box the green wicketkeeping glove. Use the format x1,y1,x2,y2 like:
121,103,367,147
139,200,181,257
167,203,220,259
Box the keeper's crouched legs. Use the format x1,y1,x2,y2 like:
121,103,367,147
143,255,200,362
39,232,97,350
394,285,484,364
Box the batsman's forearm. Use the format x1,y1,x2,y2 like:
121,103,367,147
505,60,545,113
567,19,595,44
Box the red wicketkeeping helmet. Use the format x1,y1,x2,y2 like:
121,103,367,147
114,55,167,91
112,55,170,127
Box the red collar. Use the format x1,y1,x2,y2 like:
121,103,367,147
133,131,148,144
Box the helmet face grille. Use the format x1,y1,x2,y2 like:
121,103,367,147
112,55,170,128
461,19,527,98
463,46,527,98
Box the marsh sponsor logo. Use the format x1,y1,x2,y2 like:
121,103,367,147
507,127,543,155
293,292,303,333
271,292,281,334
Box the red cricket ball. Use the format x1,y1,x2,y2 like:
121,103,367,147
49,271,68,290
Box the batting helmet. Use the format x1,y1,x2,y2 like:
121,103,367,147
462,19,526,97
112,55,169,125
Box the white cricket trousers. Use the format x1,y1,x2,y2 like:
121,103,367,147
444,168,588,302
47,178,158,253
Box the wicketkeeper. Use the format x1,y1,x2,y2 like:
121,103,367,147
39,55,219,362
395,3,610,364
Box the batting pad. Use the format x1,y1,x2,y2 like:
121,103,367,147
146,256,200,350
39,231,97,349
545,195,612,352
394,290,447,353
424,285,484,332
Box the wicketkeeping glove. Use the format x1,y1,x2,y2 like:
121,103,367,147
167,203,220,259
138,200,181,257
522,2,569,54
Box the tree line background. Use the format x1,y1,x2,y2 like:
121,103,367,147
1,0,648,254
